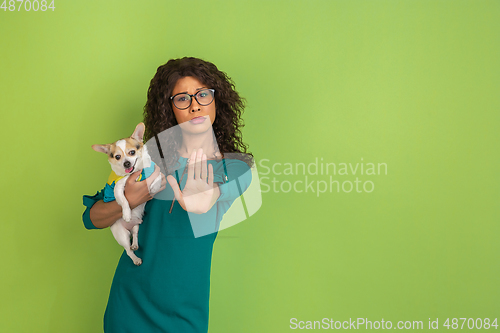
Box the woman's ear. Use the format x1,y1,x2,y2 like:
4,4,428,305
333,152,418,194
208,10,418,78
131,122,145,142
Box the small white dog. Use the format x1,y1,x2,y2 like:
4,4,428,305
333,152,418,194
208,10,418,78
92,123,162,266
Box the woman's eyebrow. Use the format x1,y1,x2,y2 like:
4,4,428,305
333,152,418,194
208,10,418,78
175,87,207,95
174,87,208,96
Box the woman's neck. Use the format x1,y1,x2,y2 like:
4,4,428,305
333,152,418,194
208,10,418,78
178,130,220,159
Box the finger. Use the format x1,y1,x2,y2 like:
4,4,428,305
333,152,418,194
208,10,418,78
153,174,167,194
201,153,208,182
147,166,161,186
194,148,203,180
153,174,167,195
166,175,183,202
187,149,196,180
207,162,214,186
150,165,160,178
160,173,167,187
127,170,142,184
159,176,167,192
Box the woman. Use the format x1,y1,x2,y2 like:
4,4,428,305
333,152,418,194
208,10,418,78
82,57,253,332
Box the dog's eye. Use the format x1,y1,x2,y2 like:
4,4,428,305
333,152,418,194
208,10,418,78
129,150,135,156
115,155,121,160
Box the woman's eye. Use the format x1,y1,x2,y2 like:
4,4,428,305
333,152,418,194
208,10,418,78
177,96,188,102
129,150,135,156
199,92,207,98
115,155,121,160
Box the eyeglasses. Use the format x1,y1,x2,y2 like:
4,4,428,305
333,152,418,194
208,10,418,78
170,89,215,110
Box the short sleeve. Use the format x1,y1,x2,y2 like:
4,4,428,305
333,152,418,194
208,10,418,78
103,183,116,203
82,186,105,230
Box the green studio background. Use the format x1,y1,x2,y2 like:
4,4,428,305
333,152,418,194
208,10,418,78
1,1,499,332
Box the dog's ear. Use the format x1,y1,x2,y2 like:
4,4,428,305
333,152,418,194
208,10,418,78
92,144,110,155
131,123,145,142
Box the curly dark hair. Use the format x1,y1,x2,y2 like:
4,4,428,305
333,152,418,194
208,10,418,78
143,57,253,170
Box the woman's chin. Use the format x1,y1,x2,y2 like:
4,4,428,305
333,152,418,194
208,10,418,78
179,121,213,134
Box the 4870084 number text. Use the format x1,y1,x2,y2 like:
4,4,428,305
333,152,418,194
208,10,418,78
1,0,55,11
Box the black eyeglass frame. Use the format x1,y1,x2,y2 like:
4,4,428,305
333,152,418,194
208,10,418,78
169,89,216,110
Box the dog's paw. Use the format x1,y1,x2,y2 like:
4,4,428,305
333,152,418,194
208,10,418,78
123,210,131,222
133,258,142,266
130,244,139,251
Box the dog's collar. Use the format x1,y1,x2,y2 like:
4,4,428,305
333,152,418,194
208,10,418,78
107,171,143,185
106,162,156,185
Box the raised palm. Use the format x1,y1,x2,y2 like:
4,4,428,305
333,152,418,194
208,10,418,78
167,149,219,214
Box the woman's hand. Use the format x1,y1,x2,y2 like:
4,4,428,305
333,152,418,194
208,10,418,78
166,148,220,214
89,165,166,229
125,164,167,209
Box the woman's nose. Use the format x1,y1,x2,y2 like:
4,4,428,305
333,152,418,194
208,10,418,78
189,97,201,112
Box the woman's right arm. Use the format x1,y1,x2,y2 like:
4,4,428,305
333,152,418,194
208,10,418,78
87,167,166,229
89,200,125,229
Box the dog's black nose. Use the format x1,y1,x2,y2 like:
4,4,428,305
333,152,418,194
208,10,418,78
124,161,131,168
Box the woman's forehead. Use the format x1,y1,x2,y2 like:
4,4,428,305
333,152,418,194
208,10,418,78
172,76,207,95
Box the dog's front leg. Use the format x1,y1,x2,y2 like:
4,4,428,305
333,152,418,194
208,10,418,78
114,176,132,222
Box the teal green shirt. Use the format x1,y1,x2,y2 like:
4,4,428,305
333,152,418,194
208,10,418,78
82,157,252,333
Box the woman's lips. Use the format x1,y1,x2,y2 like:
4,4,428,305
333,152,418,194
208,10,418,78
190,116,206,124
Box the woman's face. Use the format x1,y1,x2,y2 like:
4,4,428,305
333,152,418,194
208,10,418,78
170,76,216,134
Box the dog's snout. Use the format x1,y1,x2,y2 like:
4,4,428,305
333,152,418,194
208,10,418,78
124,161,131,168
